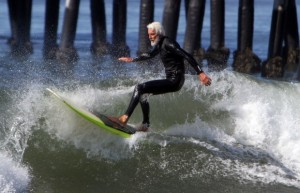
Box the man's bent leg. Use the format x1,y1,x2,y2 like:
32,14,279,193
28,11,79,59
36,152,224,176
118,84,143,124
119,78,181,126
140,94,150,125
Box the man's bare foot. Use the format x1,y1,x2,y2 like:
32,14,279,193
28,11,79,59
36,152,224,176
118,114,128,124
107,117,126,126
108,114,128,126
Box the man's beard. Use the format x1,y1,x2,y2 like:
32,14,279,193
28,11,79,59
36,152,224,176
151,37,160,46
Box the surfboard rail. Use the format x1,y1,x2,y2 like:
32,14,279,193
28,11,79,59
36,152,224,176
47,88,136,138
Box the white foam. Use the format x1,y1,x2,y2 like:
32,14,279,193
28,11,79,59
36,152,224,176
217,73,300,177
167,71,300,186
0,152,30,193
17,73,300,186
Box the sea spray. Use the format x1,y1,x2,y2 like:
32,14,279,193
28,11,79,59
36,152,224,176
43,86,146,160
0,152,30,193
174,70,300,186
5,69,300,190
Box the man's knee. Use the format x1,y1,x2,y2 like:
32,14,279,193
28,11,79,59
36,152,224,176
133,84,143,98
140,93,150,103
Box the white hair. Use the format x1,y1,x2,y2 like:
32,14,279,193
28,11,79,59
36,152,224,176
147,22,165,36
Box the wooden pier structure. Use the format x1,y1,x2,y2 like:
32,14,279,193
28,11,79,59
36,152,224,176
2,0,300,80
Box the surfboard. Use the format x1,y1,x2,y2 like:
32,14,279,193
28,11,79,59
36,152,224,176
46,88,136,138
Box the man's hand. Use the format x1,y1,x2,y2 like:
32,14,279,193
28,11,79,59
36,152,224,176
198,72,212,86
118,57,133,62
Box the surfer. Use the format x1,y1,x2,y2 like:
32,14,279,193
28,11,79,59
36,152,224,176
112,21,211,131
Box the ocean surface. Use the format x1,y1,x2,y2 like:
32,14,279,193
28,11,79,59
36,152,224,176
1,0,300,192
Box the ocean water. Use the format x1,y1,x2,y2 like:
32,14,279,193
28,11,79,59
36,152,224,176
0,0,300,193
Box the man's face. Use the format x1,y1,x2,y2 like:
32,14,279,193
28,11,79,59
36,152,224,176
148,28,159,46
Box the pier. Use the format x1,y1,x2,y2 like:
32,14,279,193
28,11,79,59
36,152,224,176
1,0,299,80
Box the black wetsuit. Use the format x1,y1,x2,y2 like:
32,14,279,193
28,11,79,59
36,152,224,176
125,36,203,125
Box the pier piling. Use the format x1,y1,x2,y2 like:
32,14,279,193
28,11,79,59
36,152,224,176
43,0,60,60
262,0,299,78
8,0,33,57
183,0,206,74
111,0,130,57
90,0,110,57
162,0,181,40
262,0,291,78
137,0,154,55
206,0,230,68
233,0,261,74
284,0,299,78
56,0,80,64
7,0,18,47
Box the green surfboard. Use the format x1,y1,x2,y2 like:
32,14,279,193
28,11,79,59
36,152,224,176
47,88,136,138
